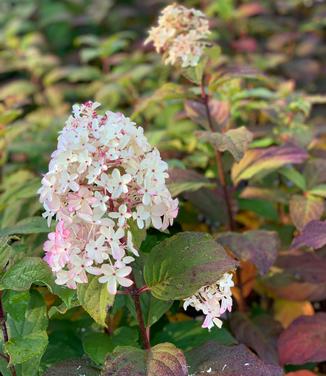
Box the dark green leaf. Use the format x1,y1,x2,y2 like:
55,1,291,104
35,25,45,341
144,232,238,300
153,320,236,351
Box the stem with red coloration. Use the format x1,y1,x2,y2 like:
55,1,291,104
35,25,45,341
200,75,246,311
128,274,151,350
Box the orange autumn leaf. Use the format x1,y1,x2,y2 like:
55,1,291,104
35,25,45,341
232,260,257,309
274,299,314,328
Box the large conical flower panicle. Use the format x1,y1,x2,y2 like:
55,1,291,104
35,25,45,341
39,101,178,293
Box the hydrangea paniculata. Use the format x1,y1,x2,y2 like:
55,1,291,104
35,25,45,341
145,3,210,68
39,101,178,294
183,272,234,330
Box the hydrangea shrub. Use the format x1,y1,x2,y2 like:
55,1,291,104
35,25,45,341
0,1,324,376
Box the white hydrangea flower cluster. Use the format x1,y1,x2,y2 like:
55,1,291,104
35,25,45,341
183,272,234,330
38,101,178,294
145,3,210,68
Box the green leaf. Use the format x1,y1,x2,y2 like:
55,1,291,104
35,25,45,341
181,59,207,84
142,296,173,327
0,80,36,101
82,333,115,365
128,220,146,249
0,257,53,291
153,320,236,351
0,217,49,237
8,290,48,337
197,126,253,161
132,83,186,118
83,327,138,365
309,184,326,198
5,331,48,365
103,343,188,376
279,167,307,191
4,291,49,372
0,177,40,207
167,169,214,197
0,357,11,376
127,293,173,327
143,232,238,300
77,275,115,327
0,236,14,271
0,109,22,126
3,290,30,322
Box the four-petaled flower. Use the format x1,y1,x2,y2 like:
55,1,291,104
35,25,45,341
98,264,133,295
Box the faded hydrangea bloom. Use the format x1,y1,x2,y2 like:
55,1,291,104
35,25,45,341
38,101,178,294
183,272,234,330
145,3,210,68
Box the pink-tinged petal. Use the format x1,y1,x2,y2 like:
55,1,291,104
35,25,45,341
112,245,125,261
202,315,214,331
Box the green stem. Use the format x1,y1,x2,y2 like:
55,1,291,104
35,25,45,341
0,292,16,376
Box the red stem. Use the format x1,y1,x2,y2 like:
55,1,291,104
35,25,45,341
200,80,235,231
200,76,246,311
128,274,151,350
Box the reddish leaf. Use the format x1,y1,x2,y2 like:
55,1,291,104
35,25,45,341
197,127,253,161
185,187,235,226
304,158,326,189
103,343,188,375
187,342,283,376
276,251,326,284
237,3,266,17
262,251,326,301
292,220,326,249
289,194,324,231
232,144,308,184
184,100,209,130
217,230,280,275
208,99,230,130
278,313,326,365
262,271,326,302
230,313,282,365
232,37,257,53
184,99,230,131
286,371,316,376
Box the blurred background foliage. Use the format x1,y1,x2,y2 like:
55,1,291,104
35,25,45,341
0,0,326,374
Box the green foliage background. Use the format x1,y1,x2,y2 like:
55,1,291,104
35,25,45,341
0,0,326,375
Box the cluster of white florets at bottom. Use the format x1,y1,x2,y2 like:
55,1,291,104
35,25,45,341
38,101,178,294
183,272,234,330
